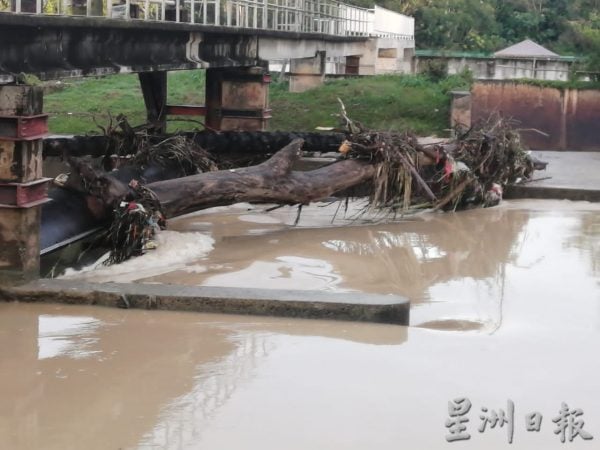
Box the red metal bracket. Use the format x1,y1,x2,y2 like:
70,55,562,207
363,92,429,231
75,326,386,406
0,114,49,141
165,105,208,116
219,108,272,119
0,178,52,208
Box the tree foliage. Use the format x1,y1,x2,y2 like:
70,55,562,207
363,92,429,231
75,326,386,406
578,14,600,80
352,0,600,64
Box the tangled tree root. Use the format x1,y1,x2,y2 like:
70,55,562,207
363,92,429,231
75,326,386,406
341,113,534,215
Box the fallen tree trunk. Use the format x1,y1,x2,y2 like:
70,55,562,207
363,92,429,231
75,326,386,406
150,139,375,217
67,138,375,220
78,138,378,263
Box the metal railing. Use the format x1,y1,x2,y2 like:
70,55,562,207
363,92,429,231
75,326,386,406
1,0,380,37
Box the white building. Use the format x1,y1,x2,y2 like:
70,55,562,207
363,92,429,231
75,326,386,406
271,4,415,76
415,40,577,82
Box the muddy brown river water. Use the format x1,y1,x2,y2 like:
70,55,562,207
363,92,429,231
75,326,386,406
3,199,600,449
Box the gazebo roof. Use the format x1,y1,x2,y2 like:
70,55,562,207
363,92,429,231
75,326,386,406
494,39,560,59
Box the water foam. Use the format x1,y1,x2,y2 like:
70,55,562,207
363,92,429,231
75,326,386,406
60,230,214,283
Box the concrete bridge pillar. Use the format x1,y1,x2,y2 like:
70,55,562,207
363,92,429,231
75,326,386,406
0,85,50,284
289,51,326,93
205,67,271,131
139,71,168,133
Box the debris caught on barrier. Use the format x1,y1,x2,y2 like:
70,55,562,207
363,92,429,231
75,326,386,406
60,102,545,264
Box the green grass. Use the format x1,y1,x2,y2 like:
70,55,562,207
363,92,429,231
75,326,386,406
45,71,206,134
45,71,470,136
270,74,469,135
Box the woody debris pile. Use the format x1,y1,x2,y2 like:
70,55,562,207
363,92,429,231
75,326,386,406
59,104,544,263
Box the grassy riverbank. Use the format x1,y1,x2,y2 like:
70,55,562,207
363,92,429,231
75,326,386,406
45,70,471,136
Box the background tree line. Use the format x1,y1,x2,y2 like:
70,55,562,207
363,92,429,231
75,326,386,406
351,0,599,59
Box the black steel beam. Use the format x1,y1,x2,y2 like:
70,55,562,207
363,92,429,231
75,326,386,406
0,14,259,79
0,13,367,80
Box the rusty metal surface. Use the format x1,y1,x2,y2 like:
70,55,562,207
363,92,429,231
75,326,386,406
470,81,600,151
222,81,267,110
220,117,270,131
566,89,600,151
0,178,52,208
0,114,49,141
0,140,43,183
0,84,48,281
0,206,41,280
471,82,562,149
166,105,208,116
206,66,270,131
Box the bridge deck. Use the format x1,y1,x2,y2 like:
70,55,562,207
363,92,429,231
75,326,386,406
0,12,373,81
0,0,413,80
0,11,371,41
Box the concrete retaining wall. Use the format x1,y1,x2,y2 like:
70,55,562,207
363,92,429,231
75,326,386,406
415,55,571,82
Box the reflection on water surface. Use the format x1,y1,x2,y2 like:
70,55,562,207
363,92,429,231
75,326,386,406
3,200,600,449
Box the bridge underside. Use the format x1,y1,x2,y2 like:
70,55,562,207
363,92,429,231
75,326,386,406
0,13,368,82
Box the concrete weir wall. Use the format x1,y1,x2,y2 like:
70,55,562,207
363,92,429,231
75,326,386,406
469,81,600,151
0,280,410,325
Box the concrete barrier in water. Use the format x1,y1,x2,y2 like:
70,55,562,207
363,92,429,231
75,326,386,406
505,151,600,202
0,279,410,325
